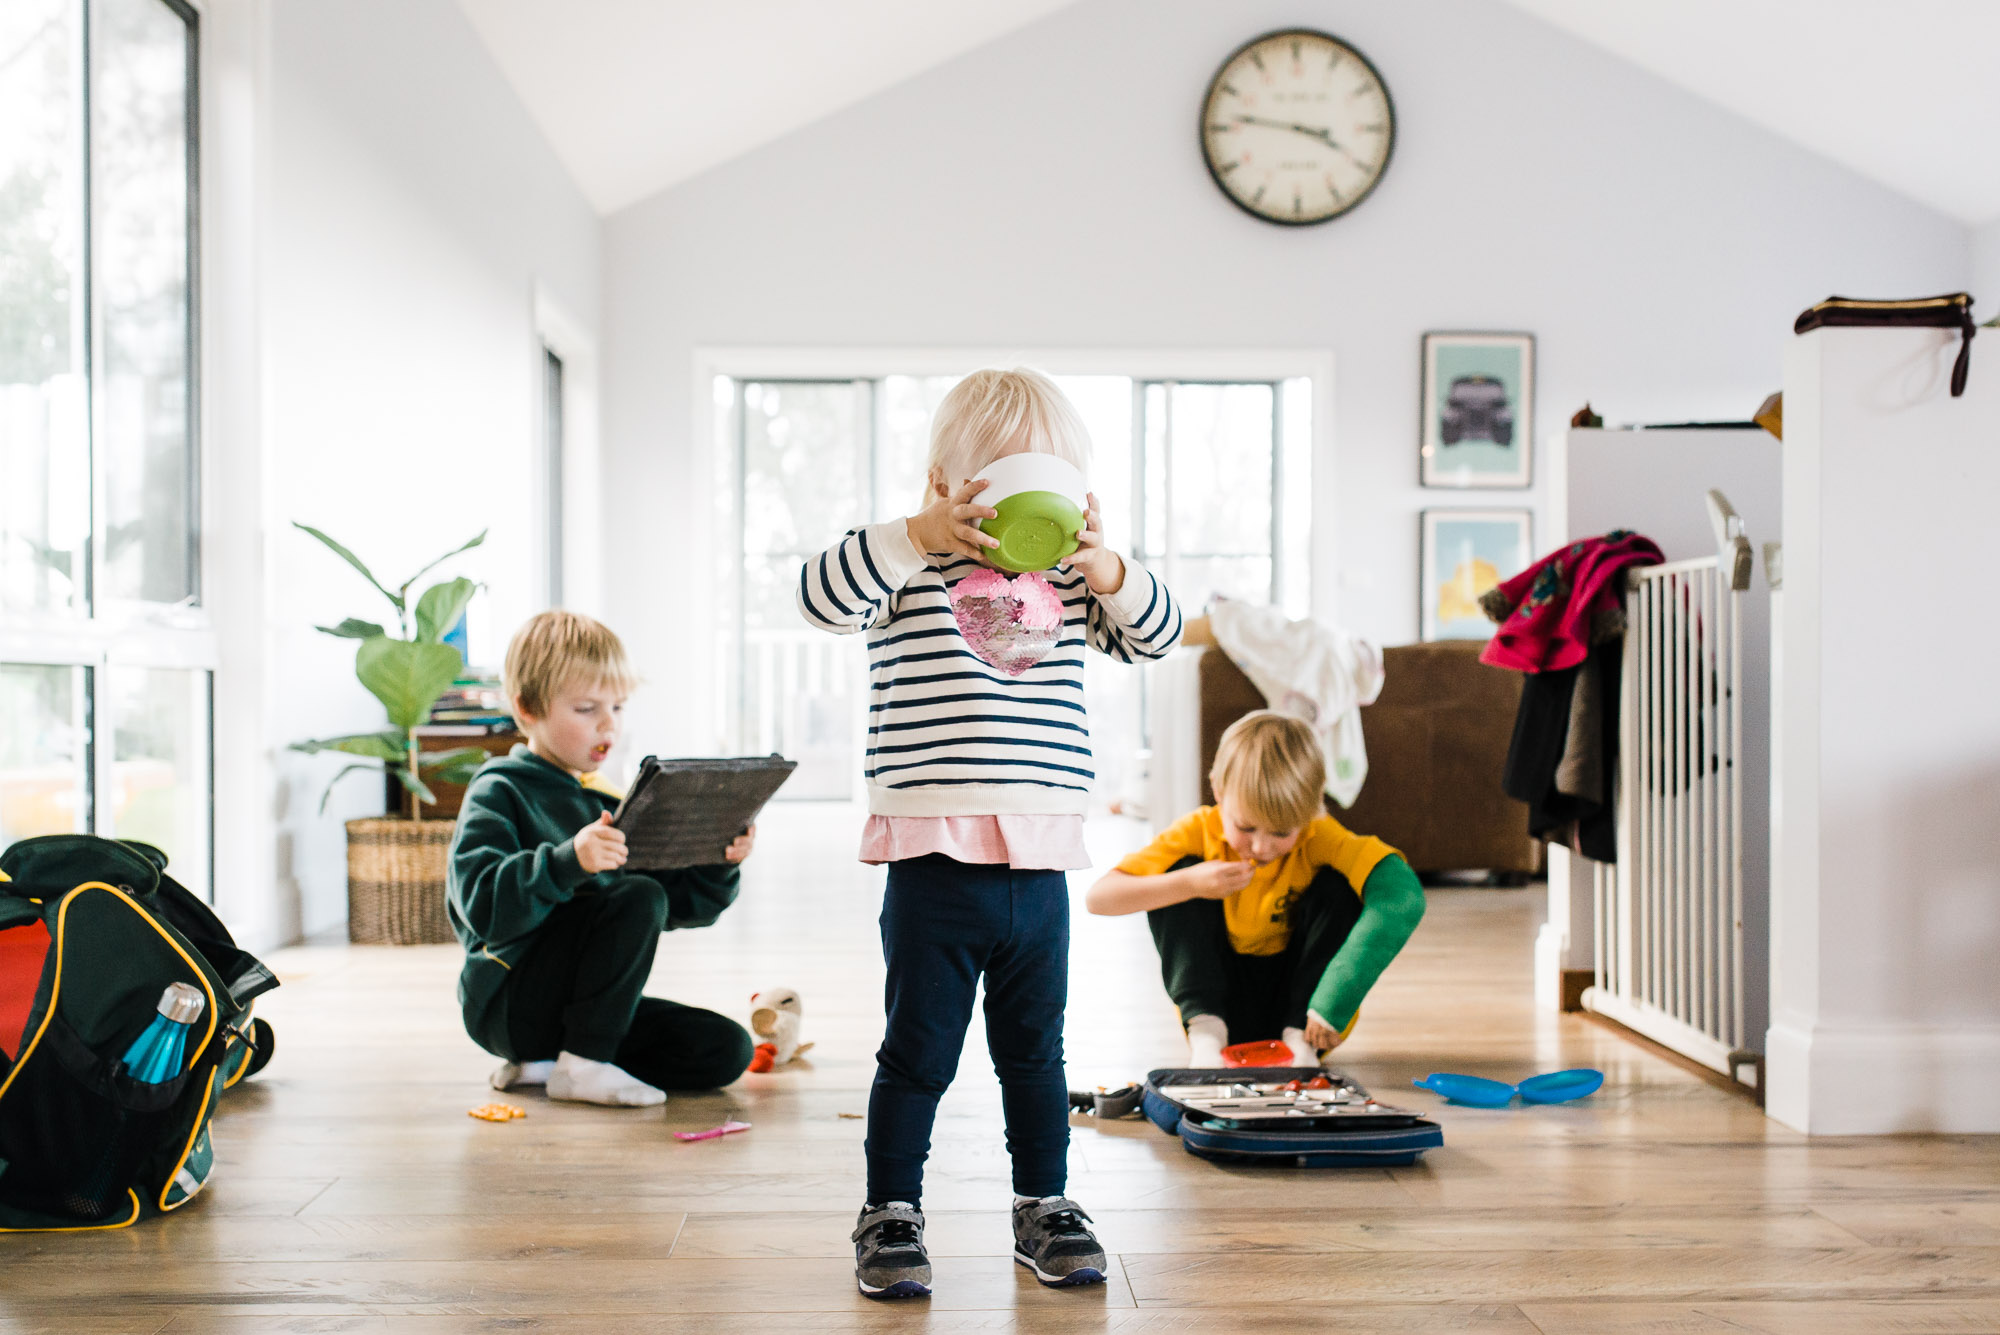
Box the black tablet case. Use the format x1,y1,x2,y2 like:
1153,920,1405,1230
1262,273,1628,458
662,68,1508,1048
612,756,796,869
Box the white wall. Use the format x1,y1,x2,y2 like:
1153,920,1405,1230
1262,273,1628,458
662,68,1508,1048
1974,220,2000,325
219,0,599,945
599,0,1968,761
1770,326,2000,1134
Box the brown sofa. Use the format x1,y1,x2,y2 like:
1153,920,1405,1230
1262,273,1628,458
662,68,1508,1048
1195,635,1541,877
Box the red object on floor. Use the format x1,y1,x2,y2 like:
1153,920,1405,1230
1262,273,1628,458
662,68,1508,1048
748,1041,777,1074
0,923,50,1060
1220,1039,1294,1068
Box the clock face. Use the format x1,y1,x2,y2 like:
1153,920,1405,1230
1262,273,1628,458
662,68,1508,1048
1200,29,1396,226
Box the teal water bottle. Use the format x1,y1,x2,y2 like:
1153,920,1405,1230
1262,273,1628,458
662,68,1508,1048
121,982,206,1084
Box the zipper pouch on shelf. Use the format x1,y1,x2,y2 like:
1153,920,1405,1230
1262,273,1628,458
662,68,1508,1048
1794,293,1975,396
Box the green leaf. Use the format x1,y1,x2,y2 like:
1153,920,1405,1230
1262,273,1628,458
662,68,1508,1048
398,530,488,600
316,618,386,640
414,577,478,644
293,522,404,614
388,765,439,806
317,761,384,816
355,638,464,731
421,749,490,786
290,731,405,761
417,745,488,770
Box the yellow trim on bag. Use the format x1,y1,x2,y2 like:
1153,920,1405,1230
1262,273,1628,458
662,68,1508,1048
0,882,104,1107
0,1188,140,1233
159,1068,218,1212
221,1002,258,1091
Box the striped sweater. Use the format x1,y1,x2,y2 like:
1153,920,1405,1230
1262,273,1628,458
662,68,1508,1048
797,520,1184,817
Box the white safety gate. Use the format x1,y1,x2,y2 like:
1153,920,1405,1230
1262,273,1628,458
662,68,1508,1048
1584,492,1757,1077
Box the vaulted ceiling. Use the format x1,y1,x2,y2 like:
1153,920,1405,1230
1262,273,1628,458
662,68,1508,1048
455,0,1080,214
458,0,2000,225
1505,0,2000,226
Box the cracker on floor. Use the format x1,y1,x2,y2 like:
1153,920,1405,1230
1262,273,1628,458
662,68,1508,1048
469,1102,527,1122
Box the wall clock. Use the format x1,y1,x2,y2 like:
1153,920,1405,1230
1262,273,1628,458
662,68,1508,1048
1200,29,1396,226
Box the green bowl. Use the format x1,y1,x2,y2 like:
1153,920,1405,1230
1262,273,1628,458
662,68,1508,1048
981,490,1084,573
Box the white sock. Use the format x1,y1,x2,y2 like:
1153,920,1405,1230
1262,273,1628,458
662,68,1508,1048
1281,1026,1317,1066
1186,1014,1228,1067
490,1059,556,1091
545,1051,666,1107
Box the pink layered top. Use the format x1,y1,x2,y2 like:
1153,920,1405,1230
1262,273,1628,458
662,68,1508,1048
859,814,1090,871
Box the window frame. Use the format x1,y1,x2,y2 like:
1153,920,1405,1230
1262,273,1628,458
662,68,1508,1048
695,348,1331,758
0,0,212,894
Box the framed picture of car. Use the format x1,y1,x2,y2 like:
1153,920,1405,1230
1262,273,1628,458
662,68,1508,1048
1420,331,1534,488
1420,508,1532,641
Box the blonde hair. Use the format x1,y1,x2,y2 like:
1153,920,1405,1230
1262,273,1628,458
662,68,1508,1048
503,610,638,718
1210,711,1326,831
924,367,1090,504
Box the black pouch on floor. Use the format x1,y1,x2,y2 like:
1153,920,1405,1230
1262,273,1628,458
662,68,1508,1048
1794,293,1976,396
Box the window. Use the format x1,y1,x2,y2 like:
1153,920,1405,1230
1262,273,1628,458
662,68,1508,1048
0,0,209,894
542,345,564,606
713,366,1310,801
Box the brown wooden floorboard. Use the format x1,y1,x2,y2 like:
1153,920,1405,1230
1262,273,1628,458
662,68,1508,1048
5,803,1997,1333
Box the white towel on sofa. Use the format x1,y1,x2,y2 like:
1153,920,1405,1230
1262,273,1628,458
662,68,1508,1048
1209,598,1385,809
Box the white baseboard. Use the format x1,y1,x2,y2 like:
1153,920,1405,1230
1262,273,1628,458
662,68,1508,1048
1766,1019,2000,1134
1534,923,1565,1013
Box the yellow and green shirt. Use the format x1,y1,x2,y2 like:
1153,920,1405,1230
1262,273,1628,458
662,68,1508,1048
1118,807,1398,956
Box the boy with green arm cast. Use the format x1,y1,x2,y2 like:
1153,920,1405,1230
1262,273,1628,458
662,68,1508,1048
1088,711,1425,1066
447,610,756,1106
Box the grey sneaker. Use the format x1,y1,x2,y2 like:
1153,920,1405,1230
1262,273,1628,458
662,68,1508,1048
853,1202,931,1299
1011,1196,1107,1287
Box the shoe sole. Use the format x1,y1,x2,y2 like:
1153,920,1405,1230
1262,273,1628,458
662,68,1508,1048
1014,1250,1107,1287
857,1278,932,1300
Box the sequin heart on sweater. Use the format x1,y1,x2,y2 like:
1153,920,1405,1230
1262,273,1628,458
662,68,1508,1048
949,568,1065,676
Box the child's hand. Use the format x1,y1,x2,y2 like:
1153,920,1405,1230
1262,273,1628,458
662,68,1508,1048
1061,492,1125,594
573,812,628,874
724,825,757,863
908,479,1000,560
1304,1013,1345,1052
1184,858,1254,900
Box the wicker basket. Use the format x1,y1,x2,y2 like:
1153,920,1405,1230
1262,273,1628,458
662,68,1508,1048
345,817,457,945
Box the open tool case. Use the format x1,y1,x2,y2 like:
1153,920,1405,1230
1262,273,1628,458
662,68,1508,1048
1142,1068,1442,1167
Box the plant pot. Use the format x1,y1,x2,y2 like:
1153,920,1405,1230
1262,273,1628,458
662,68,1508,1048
345,817,457,945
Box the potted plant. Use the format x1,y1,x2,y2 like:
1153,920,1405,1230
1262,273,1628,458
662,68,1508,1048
290,524,493,945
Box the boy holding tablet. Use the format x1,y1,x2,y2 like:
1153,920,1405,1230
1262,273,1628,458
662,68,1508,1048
447,610,756,1106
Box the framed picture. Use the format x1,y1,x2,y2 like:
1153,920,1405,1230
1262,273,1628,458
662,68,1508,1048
1421,332,1535,488
1421,508,1533,642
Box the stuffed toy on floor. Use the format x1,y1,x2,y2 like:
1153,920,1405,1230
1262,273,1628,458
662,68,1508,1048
747,987,814,1072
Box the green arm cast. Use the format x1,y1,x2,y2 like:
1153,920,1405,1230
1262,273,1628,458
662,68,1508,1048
1308,854,1426,1029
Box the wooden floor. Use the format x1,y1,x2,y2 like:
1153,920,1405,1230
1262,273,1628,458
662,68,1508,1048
6,803,1999,1333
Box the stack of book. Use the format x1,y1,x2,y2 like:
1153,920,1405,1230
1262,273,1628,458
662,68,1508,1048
423,676,514,736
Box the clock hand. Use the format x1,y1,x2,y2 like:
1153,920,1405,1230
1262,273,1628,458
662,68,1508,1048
1235,113,1332,140
1235,114,1359,158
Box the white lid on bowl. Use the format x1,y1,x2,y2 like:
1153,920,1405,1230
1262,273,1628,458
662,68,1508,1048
963,452,1087,507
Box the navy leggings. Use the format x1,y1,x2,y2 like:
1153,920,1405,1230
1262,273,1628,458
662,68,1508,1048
865,855,1070,1204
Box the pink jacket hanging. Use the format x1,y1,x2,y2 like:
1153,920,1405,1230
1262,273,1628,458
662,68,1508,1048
1478,531,1664,673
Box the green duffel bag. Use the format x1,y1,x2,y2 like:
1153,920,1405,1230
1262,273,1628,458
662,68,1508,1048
0,835,277,1231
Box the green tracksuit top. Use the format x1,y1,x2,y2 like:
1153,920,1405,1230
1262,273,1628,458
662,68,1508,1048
445,746,740,1031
